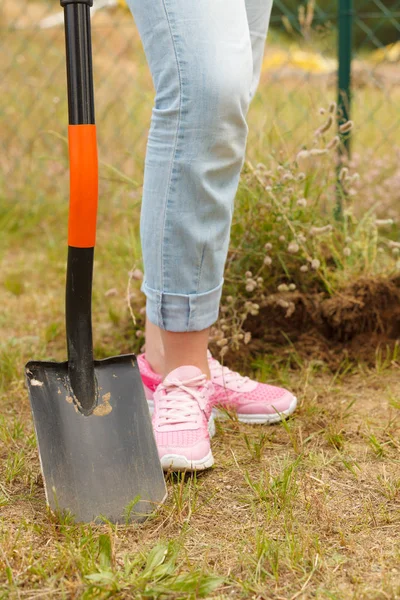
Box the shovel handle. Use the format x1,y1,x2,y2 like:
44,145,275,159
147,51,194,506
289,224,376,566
62,0,98,413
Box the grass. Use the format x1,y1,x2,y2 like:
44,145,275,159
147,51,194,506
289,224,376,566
1,2,400,598
1,363,400,598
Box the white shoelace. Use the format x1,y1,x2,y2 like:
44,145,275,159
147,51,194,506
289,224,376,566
157,374,208,428
209,357,250,389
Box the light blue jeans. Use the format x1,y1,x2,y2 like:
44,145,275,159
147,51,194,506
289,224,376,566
126,0,272,332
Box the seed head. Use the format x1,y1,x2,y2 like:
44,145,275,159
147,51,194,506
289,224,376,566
286,302,296,318
300,265,309,272
310,225,333,236
264,256,272,266
105,288,118,298
311,258,321,270
277,299,289,308
244,332,251,345
297,198,307,207
217,338,228,347
296,150,310,165
315,115,333,137
326,136,340,150
288,242,300,254
278,283,289,292
339,120,354,134
220,346,229,358
130,268,144,280
329,101,337,114
343,247,351,257
376,219,394,226
264,242,273,251
309,149,328,157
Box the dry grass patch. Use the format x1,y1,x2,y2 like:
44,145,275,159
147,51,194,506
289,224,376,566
1,359,400,598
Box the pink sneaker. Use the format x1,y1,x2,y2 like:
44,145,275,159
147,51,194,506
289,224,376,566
207,351,297,424
151,366,215,472
138,352,297,425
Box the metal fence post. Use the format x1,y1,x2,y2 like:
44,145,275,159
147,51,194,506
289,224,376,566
336,0,353,220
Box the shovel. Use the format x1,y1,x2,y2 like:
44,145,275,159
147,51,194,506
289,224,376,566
25,0,167,524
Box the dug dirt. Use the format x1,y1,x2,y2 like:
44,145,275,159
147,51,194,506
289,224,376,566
244,275,400,369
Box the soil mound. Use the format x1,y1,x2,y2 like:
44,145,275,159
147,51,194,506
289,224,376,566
244,276,400,368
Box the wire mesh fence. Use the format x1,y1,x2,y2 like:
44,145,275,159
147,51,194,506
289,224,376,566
1,0,399,205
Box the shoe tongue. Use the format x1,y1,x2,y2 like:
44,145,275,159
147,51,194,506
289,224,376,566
164,365,203,384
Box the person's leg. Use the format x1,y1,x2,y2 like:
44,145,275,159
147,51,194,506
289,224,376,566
245,0,273,100
135,0,297,437
127,0,254,376
145,316,210,377
126,0,254,469
141,0,273,375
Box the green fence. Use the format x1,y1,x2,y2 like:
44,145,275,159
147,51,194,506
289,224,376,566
1,0,399,204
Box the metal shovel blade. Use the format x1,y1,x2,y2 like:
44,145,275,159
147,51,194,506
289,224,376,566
25,354,167,523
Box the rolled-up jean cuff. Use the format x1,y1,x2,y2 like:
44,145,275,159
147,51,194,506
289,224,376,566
142,280,224,332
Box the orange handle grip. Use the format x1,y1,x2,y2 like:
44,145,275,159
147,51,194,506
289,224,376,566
68,124,98,248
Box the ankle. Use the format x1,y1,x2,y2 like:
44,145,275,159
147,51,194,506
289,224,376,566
163,361,211,380
145,350,165,376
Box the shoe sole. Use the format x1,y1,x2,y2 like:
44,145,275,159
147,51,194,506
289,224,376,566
159,449,214,472
147,397,297,426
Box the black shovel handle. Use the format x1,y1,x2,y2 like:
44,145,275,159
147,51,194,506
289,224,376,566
61,0,98,413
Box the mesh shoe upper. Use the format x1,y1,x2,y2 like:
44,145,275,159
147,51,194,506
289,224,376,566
152,366,213,460
208,351,295,415
138,352,296,417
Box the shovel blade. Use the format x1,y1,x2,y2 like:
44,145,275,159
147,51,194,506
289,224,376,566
25,354,167,523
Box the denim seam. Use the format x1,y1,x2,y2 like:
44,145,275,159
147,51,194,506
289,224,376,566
159,0,183,297
195,243,207,295
143,280,223,299
157,290,164,330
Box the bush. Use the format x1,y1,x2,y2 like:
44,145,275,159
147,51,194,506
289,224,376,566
209,102,399,357
271,0,399,48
